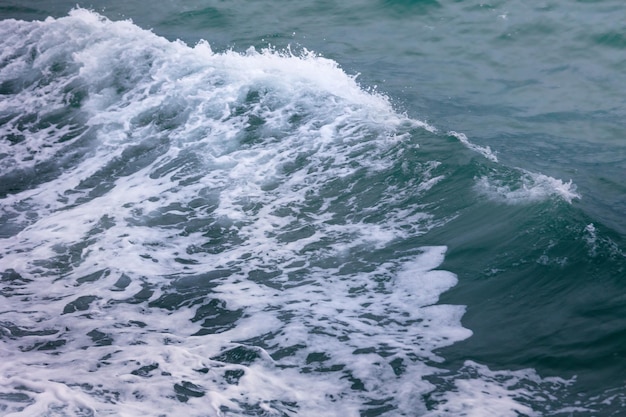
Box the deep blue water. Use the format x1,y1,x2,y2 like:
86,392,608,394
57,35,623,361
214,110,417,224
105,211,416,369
0,1,625,416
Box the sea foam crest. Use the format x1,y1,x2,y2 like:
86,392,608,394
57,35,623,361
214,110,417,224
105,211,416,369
445,132,580,204
448,131,498,162
475,171,580,204
0,8,570,417
0,9,467,417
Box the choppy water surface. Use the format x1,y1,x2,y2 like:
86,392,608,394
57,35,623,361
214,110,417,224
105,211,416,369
0,2,625,416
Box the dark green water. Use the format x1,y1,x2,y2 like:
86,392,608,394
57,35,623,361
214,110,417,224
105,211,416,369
0,1,625,416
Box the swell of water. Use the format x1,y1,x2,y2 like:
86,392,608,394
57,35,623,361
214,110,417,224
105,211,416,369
0,8,619,417
0,10,463,416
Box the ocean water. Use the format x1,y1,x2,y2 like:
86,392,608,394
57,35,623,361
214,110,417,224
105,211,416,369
0,1,624,416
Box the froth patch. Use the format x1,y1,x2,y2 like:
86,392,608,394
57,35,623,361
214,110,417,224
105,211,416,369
583,223,625,259
0,247,471,416
475,171,580,204
0,8,465,416
445,132,580,204
0,7,573,417
448,131,498,163
425,361,573,417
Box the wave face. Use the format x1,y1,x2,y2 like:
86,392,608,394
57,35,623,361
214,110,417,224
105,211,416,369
0,8,621,417
0,10,468,416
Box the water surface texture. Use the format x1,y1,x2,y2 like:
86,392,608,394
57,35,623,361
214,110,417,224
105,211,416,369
0,1,625,416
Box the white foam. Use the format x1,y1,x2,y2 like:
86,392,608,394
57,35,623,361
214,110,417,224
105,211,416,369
583,223,625,259
475,170,580,204
425,361,573,417
448,131,499,162
444,131,581,204
0,8,576,417
0,9,462,416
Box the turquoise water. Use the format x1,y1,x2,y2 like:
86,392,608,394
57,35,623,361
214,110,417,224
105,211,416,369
0,1,625,416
